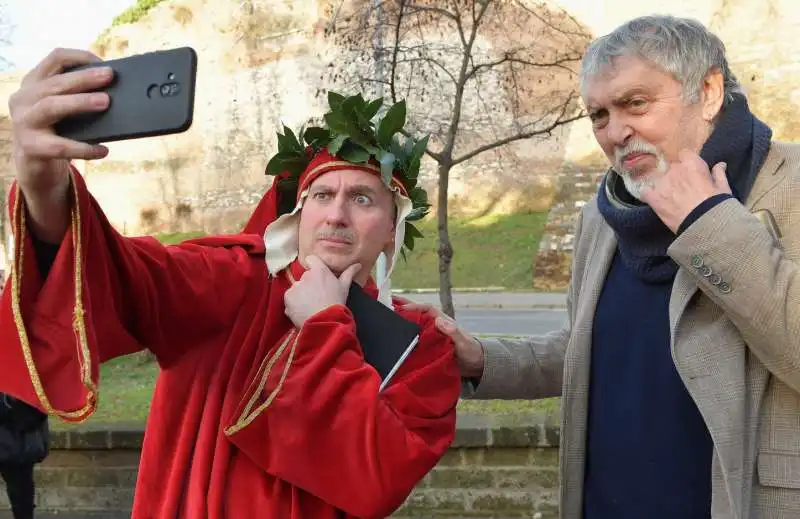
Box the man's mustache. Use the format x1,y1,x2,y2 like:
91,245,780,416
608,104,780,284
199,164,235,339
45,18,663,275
315,228,355,243
615,139,659,164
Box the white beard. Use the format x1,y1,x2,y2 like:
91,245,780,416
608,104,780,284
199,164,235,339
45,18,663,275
618,153,669,200
614,141,670,201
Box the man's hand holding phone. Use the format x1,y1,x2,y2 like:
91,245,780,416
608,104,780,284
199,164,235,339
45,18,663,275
8,48,114,242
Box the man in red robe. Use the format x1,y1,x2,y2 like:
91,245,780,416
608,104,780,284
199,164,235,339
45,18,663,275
0,48,461,518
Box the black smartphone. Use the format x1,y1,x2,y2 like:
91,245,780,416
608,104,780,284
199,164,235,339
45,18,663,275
54,47,198,144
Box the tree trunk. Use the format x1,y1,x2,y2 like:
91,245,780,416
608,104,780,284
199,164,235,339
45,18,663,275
436,162,455,318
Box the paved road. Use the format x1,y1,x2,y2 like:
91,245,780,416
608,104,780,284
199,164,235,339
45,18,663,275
455,307,566,337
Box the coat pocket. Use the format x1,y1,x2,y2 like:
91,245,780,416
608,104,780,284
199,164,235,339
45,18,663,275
758,451,800,489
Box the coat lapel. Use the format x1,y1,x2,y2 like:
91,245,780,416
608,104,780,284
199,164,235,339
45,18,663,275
559,220,617,519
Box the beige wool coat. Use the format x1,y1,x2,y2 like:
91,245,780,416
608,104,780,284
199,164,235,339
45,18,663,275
472,141,800,519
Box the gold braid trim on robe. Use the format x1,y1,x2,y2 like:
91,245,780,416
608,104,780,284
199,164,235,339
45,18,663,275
10,172,97,422
224,330,298,436
224,268,302,436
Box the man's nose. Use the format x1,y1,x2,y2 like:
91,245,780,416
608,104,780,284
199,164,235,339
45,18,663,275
606,115,633,148
324,196,348,226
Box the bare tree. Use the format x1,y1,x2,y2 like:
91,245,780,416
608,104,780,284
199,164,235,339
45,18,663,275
324,0,590,316
0,115,13,272
0,3,14,71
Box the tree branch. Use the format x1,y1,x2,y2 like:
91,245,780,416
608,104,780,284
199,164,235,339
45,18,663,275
451,94,586,165
511,0,591,39
466,52,581,80
395,56,458,84
389,0,406,103
404,2,457,21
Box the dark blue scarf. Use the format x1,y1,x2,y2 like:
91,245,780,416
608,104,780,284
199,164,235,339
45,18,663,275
596,94,772,283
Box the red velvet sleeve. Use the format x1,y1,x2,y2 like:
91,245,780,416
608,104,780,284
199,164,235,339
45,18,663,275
225,304,461,519
0,169,261,422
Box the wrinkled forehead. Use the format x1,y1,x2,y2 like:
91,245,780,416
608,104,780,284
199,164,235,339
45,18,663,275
307,168,393,196
581,55,667,106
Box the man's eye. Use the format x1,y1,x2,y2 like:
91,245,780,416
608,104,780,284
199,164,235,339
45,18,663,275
590,111,608,128
313,192,331,200
629,99,648,111
354,194,372,205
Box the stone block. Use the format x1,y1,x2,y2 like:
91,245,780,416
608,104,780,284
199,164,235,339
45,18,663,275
67,468,138,488
492,468,559,489
530,447,559,467
89,450,141,468
491,425,542,447
469,490,536,513
397,488,466,515
35,487,135,511
68,430,111,450
108,428,145,450
33,467,70,487
435,449,464,467
43,451,95,468
427,468,495,489
480,447,532,466
452,427,489,448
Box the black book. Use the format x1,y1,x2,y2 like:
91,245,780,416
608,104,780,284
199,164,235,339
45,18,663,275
346,282,421,392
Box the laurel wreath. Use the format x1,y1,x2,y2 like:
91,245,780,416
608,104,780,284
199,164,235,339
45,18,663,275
264,91,431,255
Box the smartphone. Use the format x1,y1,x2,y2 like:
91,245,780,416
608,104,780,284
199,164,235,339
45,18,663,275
54,47,198,144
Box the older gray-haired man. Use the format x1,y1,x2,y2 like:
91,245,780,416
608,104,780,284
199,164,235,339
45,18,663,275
405,14,800,519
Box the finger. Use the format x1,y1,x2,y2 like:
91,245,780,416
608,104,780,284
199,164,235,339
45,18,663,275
638,179,656,204
18,133,108,161
303,254,324,271
36,66,114,99
338,262,362,288
23,48,103,85
711,162,731,192
434,315,475,349
23,92,110,130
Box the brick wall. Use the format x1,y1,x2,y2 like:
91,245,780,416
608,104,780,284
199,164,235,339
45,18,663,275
0,414,560,518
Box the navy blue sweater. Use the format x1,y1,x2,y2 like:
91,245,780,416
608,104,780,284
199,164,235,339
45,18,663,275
582,251,713,518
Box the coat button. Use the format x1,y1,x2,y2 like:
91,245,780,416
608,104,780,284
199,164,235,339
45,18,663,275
719,281,732,294
709,273,722,285
691,255,704,268
701,265,713,277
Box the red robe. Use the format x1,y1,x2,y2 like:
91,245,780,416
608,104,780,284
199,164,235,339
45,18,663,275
0,170,461,518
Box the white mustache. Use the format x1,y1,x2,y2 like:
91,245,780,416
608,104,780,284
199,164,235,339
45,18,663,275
615,140,659,164
315,229,355,243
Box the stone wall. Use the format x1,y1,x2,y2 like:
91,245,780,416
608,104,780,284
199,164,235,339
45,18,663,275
0,414,560,518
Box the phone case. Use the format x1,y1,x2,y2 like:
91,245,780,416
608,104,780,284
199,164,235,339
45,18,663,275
54,47,198,144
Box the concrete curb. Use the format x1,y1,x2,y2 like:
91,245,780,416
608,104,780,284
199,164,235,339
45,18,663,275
392,290,568,310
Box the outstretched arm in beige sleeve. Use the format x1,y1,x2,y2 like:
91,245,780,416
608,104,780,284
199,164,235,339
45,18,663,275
400,211,585,401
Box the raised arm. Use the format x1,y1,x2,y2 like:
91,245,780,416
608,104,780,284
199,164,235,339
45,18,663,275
0,48,260,422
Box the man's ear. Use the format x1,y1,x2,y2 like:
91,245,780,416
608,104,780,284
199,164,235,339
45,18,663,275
702,68,725,122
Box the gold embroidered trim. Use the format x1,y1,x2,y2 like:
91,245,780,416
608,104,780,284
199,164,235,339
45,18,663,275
10,174,97,421
224,330,298,436
297,160,408,198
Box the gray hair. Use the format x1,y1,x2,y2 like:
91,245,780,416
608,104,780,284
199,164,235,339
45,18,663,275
580,15,744,106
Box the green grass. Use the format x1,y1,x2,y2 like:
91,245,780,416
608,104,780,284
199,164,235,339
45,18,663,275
155,231,207,244
52,354,157,430
389,211,549,290
153,211,550,291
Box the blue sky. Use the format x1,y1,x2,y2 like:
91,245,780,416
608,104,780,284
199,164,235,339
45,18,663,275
1,0,134,72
